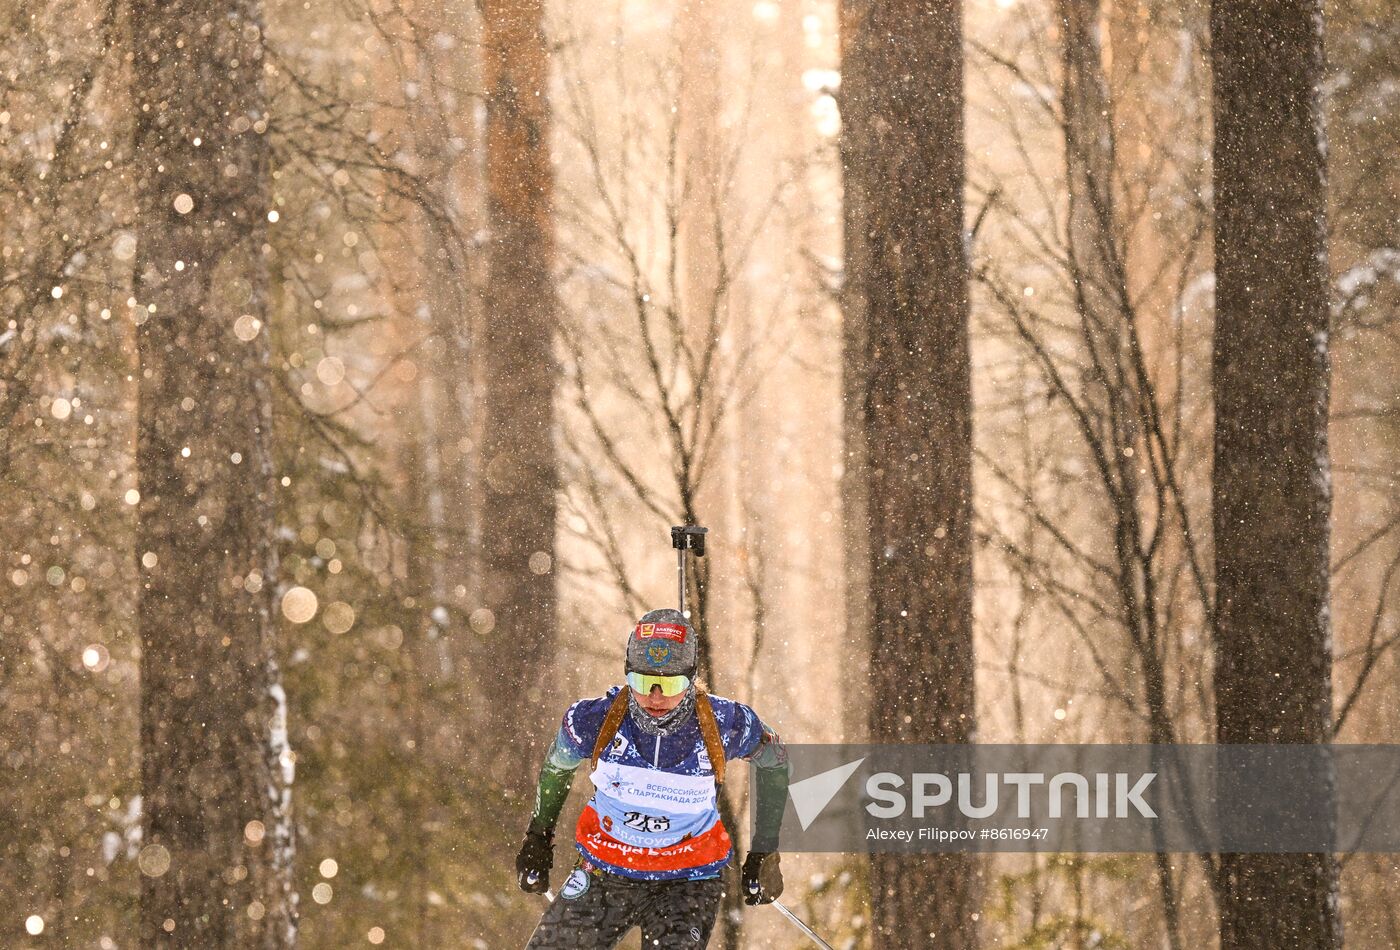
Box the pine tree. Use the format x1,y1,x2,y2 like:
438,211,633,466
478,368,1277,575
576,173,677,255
477,0,560,792
129,0,296,943
842,0,979,944
1211,0,1340,946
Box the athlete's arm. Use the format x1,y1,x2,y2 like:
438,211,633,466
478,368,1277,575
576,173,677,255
516,709,592,894
526,732,585,836
741,725,789,904
746,727,790,852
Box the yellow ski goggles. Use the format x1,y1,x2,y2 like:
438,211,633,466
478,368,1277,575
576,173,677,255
626,671,692,697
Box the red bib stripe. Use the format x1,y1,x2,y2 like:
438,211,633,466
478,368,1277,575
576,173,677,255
575,804,731,874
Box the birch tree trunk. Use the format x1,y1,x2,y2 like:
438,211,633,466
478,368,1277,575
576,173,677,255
129,0,296,944
1211,0,1340,946
842,0,979,945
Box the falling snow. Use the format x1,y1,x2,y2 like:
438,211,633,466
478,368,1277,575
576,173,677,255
0,0,1395,948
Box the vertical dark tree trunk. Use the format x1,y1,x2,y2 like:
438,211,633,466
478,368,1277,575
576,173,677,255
129,0,295,945
477,0,558,794
842,0,979,946
1211,1,1340,947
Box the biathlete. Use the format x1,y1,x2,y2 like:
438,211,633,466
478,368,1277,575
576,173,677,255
515,608,790,948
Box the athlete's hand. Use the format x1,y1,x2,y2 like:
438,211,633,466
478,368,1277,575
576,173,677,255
741,851,783,905
515,829,553,894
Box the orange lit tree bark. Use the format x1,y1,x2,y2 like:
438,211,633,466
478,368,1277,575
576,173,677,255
1211,0,1340,947
1059,1,1185,945
129,0,296,944
842,0,979,945
477,0,559,793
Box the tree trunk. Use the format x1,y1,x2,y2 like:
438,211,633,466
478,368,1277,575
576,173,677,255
129,0,295,944
1210,0,1340,947
1059,4,1186,946
842,0,979,945
372,0,481,755
477,0,559,796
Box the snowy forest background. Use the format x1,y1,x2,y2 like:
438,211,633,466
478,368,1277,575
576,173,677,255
1,0,1397,947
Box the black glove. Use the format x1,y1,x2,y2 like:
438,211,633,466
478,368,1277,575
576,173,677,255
741,850,783,905
515,829,553,894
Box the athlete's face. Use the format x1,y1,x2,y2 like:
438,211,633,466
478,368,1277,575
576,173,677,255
632,684,685,716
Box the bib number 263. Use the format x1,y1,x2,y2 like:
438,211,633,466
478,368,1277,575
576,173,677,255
623,811,670,834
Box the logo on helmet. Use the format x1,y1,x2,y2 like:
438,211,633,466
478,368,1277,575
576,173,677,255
636,622,688,643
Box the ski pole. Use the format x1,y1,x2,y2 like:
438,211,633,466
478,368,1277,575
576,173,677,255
522,880,556,947
524,870,555,902
771,899,836,950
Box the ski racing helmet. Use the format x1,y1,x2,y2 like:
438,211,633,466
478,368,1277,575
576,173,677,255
625,608,697,690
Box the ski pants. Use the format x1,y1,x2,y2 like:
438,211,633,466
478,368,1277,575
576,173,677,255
525,861,723,949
